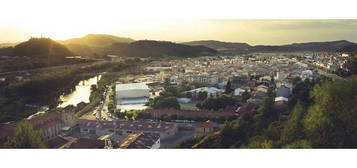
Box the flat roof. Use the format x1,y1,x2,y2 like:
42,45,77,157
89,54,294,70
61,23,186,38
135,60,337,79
116,83,149,91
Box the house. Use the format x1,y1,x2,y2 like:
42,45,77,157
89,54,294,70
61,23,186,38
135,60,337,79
185,87,224,98
275,72,288,81
227,76,249,90
256,85,269,93
118,133,160,149
194,120,214,137
234,88,246,96
275,96,289,105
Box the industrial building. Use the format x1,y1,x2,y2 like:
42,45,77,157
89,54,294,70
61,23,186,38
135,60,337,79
116,83,150,99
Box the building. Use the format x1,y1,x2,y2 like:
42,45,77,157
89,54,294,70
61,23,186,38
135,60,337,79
116,83,150,109
183,75,219,85
275,96,289,105
65,138,106,149
234,88,246,96
145,108,237,118
275,72,288,81
0,107,78,143
276,85,292,98
146,67,171,71
118,133,160,149
78,119,178,140
194,120,214,137
27,112,63,140
185,87,224,98
116,83,150,99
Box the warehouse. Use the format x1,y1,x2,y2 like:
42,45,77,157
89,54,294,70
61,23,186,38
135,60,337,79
116,83,150,99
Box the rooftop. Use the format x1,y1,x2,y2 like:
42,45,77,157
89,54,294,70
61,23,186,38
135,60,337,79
78,119,176,132
116,83,149,91
119,133,160,149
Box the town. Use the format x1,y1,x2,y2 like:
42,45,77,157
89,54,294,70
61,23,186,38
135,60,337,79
0,51,350,149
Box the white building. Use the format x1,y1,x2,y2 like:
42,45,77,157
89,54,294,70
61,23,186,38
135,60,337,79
275,72,288,81
116,83,150,99
234,88,246,96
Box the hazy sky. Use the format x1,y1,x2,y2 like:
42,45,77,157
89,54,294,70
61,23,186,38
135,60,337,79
1,1,357,45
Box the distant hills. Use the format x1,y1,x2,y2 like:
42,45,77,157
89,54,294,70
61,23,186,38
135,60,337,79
184,40,357,53
108,40,218,58
1,34,357,59
252,40,355,52
183,40,251,54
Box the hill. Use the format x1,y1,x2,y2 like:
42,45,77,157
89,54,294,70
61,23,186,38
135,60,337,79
0,47,14,56
338,44,357,53
61,34,134,47
59,34,134,57
183,40,251,54
108,40,218,58
252,40,355,52
13,38,73,58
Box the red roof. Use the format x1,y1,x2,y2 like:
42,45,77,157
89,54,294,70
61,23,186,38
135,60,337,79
237,102,256,117
47,136,69,148
145,108,237,117
27,112,61,130
78,119,176,132
68,138,105,149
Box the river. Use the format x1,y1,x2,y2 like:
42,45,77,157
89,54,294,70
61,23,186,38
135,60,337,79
58,75,101,108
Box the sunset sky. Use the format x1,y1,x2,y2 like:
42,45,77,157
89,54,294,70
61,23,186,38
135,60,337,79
1,0,357,45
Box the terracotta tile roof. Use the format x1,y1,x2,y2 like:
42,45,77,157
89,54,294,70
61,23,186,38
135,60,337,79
119,133,160,149
78,119,176,133
145,108,237,117
27,112,61,130
68,138,105,149
47,136,69,148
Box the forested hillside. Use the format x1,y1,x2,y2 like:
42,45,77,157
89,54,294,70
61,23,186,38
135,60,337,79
108,40,218,58
178,75,357,148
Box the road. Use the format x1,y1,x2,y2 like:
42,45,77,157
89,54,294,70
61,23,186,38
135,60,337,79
99,86,113,121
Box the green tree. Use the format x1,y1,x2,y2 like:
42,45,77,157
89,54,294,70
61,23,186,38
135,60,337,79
345,54,357,76
4,121,47,148
197,91,208,101
148,96,180,110
225,80,233,94
241,91,251,103
303,76,357,148
280,102,307,144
